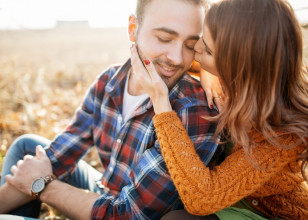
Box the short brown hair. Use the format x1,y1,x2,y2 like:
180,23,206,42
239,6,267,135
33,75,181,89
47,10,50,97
135,0,207,25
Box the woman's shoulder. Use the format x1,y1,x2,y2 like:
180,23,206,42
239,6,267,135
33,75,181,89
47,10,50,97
232,130,305,157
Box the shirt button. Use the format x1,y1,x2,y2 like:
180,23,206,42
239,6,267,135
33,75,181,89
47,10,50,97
251,200,258,206
116,139,121,143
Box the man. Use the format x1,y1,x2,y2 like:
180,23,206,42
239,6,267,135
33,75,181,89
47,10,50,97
0,0,219,219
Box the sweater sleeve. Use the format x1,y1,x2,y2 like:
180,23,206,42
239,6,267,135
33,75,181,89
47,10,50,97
153,111,303,216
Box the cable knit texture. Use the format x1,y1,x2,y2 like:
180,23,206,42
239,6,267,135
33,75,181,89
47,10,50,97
153,111,308,220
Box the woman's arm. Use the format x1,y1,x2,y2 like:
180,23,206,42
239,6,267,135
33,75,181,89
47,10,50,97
153,111,303,216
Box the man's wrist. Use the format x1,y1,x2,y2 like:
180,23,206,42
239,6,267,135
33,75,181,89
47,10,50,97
31,174,56,201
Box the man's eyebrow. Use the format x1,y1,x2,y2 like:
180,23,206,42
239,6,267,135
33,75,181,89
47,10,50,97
153,27,179,36
153,27,200,40
188,35,201,41
202,37,213,54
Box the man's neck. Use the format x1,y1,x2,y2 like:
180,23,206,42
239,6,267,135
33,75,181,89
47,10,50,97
128,69,147,96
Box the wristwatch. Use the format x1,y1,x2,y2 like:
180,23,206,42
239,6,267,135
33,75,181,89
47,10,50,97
31,175,56,200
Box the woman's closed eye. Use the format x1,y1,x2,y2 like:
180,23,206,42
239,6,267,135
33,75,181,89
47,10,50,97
202,38,213,55
205,47,212,55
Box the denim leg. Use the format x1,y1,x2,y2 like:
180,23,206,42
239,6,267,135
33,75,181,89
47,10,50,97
0,214,41,220
65,160,103,194
1,134,103,218
1,134,51,218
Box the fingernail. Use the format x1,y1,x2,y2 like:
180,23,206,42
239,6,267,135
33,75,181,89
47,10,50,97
210,104,213,109
144,59,150,65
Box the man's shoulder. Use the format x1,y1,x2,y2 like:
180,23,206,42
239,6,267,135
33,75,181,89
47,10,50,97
92,60,130,91
171,74,210,111
178,74,205,96
96,62,126,81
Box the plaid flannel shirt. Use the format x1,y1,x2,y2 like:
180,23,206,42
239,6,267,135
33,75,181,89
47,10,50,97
46,59,219,219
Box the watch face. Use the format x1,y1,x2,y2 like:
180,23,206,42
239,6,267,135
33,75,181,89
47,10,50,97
31,178,45,193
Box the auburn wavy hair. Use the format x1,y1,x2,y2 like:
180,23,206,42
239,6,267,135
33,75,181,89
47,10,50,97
207,0,308,177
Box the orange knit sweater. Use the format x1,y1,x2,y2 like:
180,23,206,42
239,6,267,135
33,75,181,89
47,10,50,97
153,111,308,220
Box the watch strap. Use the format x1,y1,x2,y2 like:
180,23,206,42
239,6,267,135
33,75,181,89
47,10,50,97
31,174,56,200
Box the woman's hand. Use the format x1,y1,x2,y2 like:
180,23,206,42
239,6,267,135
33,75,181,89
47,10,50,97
200,69,225,112
130,44,172,114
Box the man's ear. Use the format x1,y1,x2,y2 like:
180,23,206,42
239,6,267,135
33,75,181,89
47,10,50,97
128,15,138,42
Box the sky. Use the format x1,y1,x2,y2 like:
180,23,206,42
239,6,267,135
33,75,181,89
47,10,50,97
0,0,307,30
0,0,137,29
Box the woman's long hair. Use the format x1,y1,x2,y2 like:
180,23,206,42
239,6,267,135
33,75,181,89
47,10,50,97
207,0,308,177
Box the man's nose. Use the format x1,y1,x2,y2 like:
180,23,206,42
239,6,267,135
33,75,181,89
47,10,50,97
194,38,203,53
166,42,184,65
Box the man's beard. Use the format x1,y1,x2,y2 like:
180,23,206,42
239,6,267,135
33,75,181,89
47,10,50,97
151,58,185,89
134,43,186,90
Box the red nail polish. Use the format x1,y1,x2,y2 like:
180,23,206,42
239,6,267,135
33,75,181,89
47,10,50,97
144,59,150,65
210,104,213,109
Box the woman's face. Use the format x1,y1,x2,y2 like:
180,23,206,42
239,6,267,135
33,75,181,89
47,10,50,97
194,23,218,76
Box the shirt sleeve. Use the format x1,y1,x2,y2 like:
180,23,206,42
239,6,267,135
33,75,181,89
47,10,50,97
45,77,99,179
91,147,180,220
153,111,304,216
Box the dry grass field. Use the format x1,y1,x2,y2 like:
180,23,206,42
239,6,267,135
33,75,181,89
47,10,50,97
0,26,131,167
0,26,307,219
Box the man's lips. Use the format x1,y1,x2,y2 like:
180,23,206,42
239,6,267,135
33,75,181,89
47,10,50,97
156,63,179,77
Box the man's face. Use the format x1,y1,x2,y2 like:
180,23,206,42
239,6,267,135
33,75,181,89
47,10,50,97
133,0,205,89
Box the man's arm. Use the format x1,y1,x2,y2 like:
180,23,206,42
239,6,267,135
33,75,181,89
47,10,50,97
5,145,99,220
46,68,114,179
1,163,97,220
40,180,99,220
6,144,179,219
0,183,32,213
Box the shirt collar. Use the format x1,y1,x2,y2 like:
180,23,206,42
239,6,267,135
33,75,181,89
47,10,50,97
105,58,191,109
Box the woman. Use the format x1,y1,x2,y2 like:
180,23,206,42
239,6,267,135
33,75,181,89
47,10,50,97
130,0,308,219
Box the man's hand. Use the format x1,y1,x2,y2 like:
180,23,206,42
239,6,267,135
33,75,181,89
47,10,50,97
5,145,53,196
4,145,98,220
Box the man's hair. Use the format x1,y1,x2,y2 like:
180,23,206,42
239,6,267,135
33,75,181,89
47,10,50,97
135,0,207,25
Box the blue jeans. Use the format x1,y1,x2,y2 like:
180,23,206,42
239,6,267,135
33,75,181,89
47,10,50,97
0,134,103,219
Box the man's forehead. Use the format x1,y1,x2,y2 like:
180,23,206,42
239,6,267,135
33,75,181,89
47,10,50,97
139,0,204,38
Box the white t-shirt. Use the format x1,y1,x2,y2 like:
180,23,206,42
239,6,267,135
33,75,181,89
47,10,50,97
122,71,149,124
